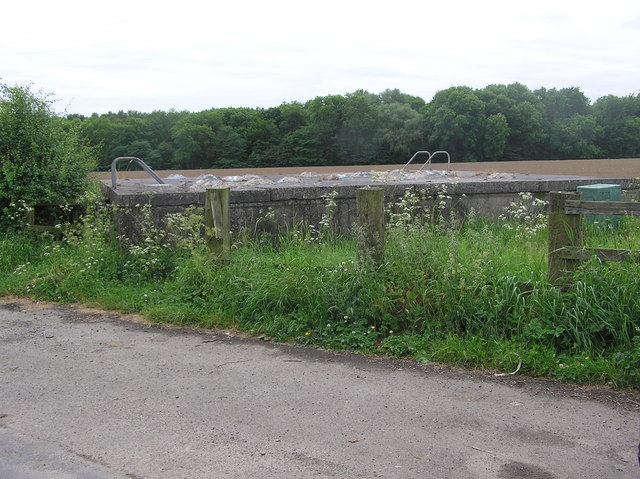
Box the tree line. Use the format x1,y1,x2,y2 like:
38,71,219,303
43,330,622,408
68,83,640,171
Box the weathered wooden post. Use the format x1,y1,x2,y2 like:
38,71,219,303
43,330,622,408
548,191,583,285
25,205,35,229
356,187,385,266
205,187,231,262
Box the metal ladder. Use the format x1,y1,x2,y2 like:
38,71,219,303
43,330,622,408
110,157,165,189
401,151,450,172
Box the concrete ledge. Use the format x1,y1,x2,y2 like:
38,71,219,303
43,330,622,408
101,174,634,240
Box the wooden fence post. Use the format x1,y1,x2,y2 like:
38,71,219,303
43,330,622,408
205,188,231,261
548,191,583,285
356,188,385,266
25,205,35,229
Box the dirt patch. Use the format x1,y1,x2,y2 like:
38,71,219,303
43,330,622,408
94,158,640,180
0,296,58,312
498,461,557,479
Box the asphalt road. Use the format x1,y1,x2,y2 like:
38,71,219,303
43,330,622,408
1,298,638,478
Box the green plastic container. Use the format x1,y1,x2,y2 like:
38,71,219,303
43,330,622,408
576,184,622,226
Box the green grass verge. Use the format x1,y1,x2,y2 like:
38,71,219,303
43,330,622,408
1,202,639,389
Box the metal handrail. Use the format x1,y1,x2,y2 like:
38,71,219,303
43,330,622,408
402,150,450,171
110,157,165,189
418,151,450,171
401,151,431,171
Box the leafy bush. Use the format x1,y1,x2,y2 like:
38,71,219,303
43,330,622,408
0,82,97,230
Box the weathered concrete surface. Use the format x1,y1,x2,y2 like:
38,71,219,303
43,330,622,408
101,168,634,240
1,298,639,479
0,428,130,479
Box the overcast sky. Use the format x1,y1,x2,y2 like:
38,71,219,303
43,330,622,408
2,0,639,115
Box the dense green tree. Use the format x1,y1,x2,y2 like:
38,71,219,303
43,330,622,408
483,113,509,161
275,102,309,135
243,114,278,155
378,88,425,111
424,86,486,162
592,94,640,158
377,103,424,160
63,85,640,170
535,87,590,121
79,115,119,169
305,94,347,164
170,114,218,169
79,109,185,169
547,114,602,159
0,83,97,219
334,90,380,164
532,87,600,159
142,110,184,169
280,126,322,167
477,84,545,160
211,125,248,168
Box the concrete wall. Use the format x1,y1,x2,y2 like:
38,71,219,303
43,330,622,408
101,177,634,240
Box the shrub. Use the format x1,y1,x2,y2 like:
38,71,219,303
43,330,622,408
0,82,97,230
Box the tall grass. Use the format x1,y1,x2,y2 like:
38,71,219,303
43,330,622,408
1,193,639,388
